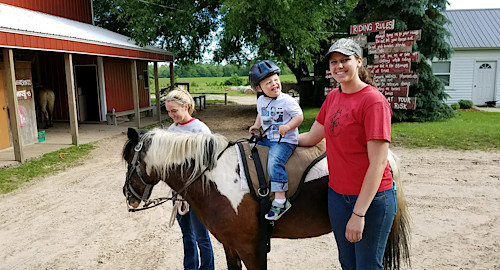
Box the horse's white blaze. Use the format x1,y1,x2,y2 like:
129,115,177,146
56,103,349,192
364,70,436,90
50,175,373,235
209,147,248,214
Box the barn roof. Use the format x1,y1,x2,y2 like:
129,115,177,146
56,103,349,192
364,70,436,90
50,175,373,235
0,3,173,61
442,8,500,49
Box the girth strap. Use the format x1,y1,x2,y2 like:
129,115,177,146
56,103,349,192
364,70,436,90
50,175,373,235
238,142,273,270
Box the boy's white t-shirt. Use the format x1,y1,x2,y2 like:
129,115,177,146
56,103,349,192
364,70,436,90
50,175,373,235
256,92,302,144
167,118,211,134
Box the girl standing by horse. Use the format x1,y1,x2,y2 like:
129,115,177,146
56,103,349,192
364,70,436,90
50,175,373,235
299,38,397,269
165,89,214,270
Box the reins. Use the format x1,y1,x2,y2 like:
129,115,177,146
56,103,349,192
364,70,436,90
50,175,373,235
127,137,249,213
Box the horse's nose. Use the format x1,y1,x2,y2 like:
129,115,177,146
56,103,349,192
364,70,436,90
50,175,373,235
129,201,140,209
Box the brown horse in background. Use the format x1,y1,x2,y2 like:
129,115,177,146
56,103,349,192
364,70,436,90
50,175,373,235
122,128,411,270
37,88,55,129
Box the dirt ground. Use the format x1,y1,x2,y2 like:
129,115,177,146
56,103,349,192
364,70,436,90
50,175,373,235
0,102,499,270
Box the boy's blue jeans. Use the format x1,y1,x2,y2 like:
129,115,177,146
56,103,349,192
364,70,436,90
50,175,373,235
328,187,397,270
177,209,214,270
258,137,297,192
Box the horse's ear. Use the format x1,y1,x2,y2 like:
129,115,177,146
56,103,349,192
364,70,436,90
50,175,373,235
127,128,139,145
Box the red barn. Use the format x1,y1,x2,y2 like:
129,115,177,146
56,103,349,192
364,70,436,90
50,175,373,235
0,0,173,161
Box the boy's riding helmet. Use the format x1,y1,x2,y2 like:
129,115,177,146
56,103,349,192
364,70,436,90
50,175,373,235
249,60,281,91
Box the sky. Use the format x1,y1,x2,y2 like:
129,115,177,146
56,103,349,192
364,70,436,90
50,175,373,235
446,0,500,10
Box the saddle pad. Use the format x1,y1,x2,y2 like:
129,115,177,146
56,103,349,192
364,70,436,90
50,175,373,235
237,140,326,199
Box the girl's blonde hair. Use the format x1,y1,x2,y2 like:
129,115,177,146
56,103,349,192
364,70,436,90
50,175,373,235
165,89,195,115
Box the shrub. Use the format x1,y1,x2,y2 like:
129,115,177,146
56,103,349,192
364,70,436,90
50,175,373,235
224,74,244,86
459,100,473,109
451,103,460,110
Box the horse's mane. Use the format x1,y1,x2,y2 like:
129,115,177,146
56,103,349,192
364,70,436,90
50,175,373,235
142,128,229,182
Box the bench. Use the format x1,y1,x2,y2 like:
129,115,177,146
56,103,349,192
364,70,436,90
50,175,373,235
106,106,155,125
192,95,206,111
201,92,228,107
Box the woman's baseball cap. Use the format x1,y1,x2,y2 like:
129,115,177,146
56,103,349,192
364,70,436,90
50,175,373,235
325,38,362,59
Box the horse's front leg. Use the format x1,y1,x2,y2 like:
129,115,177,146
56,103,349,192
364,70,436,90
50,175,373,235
223,244,242,270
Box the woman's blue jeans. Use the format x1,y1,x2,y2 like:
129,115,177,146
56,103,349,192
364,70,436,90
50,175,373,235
177,209,214,270
257,137,297,192
328,187,397,270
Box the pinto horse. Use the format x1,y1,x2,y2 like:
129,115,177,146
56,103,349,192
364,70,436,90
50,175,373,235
122,128,411,270
37,88,55,129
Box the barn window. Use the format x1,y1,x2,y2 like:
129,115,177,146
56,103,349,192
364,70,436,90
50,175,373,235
479,63,492,69
432,61,451,86
143,70,150,89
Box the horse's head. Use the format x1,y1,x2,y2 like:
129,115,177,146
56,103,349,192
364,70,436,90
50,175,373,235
122,128,161,209
122,127,229,209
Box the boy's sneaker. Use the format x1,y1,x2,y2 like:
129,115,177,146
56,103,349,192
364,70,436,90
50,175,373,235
265,199,291,221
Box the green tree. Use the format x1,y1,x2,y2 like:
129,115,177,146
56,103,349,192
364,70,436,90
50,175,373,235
93,0,220,64
351,0,454,121
215,0,357,105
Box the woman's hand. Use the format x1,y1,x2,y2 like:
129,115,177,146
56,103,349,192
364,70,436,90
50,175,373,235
345,214,365,242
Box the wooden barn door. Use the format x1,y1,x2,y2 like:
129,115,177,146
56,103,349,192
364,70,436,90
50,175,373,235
74,65,100,122
0,65,12,149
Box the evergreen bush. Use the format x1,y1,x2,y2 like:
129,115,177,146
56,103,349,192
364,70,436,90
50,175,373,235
450,103,460,110
459,100,473,109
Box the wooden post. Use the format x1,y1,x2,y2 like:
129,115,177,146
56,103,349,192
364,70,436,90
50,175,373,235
3,49,24,162
64,54,79,145
131,60,140,128
97,56,107,122
169,62,174,89
154,62,161,122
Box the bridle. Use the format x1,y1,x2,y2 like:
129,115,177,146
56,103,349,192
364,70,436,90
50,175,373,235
124,140,158,204
125,135,241,212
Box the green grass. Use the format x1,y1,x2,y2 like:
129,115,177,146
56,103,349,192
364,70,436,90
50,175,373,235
391,110,500,150
299,109,500,151
0,144,95,194
150,74,297,95
299,107,321,133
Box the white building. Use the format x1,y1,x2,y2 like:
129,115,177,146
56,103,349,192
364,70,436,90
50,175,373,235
433,9,500,106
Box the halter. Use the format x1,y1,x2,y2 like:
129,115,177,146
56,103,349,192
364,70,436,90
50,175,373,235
125,135,243,212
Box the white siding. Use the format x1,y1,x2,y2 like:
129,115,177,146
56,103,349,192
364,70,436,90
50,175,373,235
444,49,500,105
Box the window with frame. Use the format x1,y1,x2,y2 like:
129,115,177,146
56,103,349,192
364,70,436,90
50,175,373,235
143,70,150,89
432,61,451,86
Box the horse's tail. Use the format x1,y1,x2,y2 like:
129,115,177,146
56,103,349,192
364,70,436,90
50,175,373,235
384,149,411,270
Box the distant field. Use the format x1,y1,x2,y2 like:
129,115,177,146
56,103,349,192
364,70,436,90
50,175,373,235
149,74,297,95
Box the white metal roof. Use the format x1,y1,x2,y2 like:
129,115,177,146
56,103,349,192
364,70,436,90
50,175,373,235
0,3,171,55
443,9,500,49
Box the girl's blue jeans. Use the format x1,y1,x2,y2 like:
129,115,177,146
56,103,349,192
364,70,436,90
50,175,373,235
177,209,214,270
257,137,297,192
328,187,397,270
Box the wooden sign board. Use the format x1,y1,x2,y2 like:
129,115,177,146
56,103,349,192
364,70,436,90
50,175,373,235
386,96,416,110
352,35,368,47
379,86,409,97
374,73,419,87
374,52,419,64
324,87,335,95
350,20,395,35
367,61,411,74
375,30,422,44
368,41,414,54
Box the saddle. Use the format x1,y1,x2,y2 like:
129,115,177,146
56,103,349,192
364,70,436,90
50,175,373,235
236,140,326,202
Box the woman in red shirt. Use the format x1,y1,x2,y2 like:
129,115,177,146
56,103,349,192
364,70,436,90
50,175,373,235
299,38,396,269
